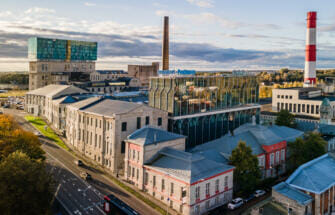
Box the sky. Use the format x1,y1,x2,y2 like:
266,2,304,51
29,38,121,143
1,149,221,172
1,0,335,71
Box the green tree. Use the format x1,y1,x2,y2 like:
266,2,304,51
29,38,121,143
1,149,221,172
230,141,261,195
275,109,296,128
0,151,54,215
287,132,327,171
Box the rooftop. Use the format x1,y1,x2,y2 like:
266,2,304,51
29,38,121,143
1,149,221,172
304,96,335,102
127,126,184,146
68,96,102,109
95,70,126,74
286,153,335,194
274,87,320,92
26,84,88,98
273,182,313,206
146,147,234,183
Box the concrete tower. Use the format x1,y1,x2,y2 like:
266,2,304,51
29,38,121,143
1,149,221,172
162,16,169,70
304,11,317,87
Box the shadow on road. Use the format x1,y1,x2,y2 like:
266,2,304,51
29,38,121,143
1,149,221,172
81,164,104,175
42,140,60,149
90,178,130,198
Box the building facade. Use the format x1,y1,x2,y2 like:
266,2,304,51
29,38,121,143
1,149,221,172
90,70,127,82
128,62,159,87
66,98,168,173
28,37,97,90
124,127,234,215
149,75,261,148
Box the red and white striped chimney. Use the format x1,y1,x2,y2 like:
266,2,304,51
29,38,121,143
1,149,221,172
304,11,317,87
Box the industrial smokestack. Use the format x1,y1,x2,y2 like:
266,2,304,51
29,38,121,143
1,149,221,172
304,11,317,87
162,16,169,70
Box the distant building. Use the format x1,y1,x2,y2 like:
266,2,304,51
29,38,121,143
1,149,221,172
192,122,303,178
28,37,97,90
90,70,127,82
124,126,234,215
149,74,261,148
66,98,168,173
272,87,335,118
128,62,159,87
272,153,335,215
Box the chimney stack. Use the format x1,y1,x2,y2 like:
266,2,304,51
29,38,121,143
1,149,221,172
304,11,317,87
162,16,169,70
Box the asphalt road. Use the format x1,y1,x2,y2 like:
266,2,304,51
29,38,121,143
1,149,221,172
4,108,160,215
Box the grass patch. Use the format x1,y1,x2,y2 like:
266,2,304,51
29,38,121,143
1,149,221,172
24,115,70,151
107,175,167,214
0,90,27,98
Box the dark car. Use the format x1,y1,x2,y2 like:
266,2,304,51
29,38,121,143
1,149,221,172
80,172,92,180
75,160,83,166
244,194,255,203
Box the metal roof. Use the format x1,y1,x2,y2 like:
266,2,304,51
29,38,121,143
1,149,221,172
67,96,102,109
26,84,88,98
273,182,313,206
286,153,335,194
127,126,184,146
146,147,234,183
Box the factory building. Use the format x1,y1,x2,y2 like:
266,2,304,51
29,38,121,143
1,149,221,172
149,73,261,149
28,37,97,90
127,62,159,87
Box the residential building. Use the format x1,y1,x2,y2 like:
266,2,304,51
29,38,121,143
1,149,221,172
272,153,335,215
66,98,168,173
191,121,303,178
90,70,127,81
28,37,97,90
25,84,88,117
128,62,159,87
272,87,335,118
149,74,261,148
124,126,234,215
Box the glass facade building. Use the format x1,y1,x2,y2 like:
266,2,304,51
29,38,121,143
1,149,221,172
149,75,260,149
28,37,97,61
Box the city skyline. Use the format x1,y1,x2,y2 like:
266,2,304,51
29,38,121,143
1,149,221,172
1,0,335,71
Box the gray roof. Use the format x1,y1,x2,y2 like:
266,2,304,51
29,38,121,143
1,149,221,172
192,123,303,160
26,84,87,98
82,98,143,116
273,182,313,206
127,126,184,146
68,97,102,109
146,147,234,183
286,153,335,194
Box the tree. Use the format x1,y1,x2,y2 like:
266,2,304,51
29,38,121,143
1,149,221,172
0,151,54,215
275,109,296,128
287,132,327,171
230,141,261,195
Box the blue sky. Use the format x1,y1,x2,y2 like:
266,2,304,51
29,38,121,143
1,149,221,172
1,0,335,71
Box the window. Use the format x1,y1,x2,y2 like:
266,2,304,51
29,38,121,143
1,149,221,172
132,167,135,177
289,96,292,99
121,141,125,154
170,183,174,194
302,104,305,112
144,173,148,185
215,179,219,192
316,105,319,114
277,95,280,99
281,149,285,161
195,187,200,199
276,151,280,163
137,151,139,161
293,104,296,112
215,196,219,205
285,95,288,99
307,104,310,113
285,103,288,110
224,176,228,188
95,119,97,127
270,153,274,166
281,95,284,99
182,188,187,197
133,150,135,160
281,103,284,110
206,183,210,196
145,116,150,125
153,176,156,187
205,200,210,209
162,179,165,191
289,103,292,112
122,122,127,131
128,148,131,159
136,169,139,180
137,117,141,129
311,105,314,114
158,117,162,126
277,102,280,111
298,104,301,113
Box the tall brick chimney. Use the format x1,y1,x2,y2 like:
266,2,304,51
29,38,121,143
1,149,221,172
162,16,169,70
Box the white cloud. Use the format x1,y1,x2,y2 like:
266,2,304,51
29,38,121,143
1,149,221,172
24,7,55,15
186,0,214,8
0,11,13,18
84,2,96,7
184,12,243,29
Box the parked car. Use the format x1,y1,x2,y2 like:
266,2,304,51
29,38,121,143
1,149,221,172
3,104,9,108
254,190,266,197
244,194,255,203
75,160,84,166
80,172,92,180
34,131,42,137
228,198,244,210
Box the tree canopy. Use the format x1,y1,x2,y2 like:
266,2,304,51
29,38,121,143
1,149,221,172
230,141,261,195
0,151,54,215
275,109,296,128
287,132,327,171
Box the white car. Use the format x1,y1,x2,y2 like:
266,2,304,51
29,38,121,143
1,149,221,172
228,198,244,210
254,190,266,197
34,131,42,137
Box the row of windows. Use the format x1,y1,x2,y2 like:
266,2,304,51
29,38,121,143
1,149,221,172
277,95,293,99
128,148,140,161
269,149,285,166
277,102,319,115
195,176,229,200
121,117,162,132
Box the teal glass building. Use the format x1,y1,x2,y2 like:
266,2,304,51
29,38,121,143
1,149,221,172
149,75,260,149
28,37,97,61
